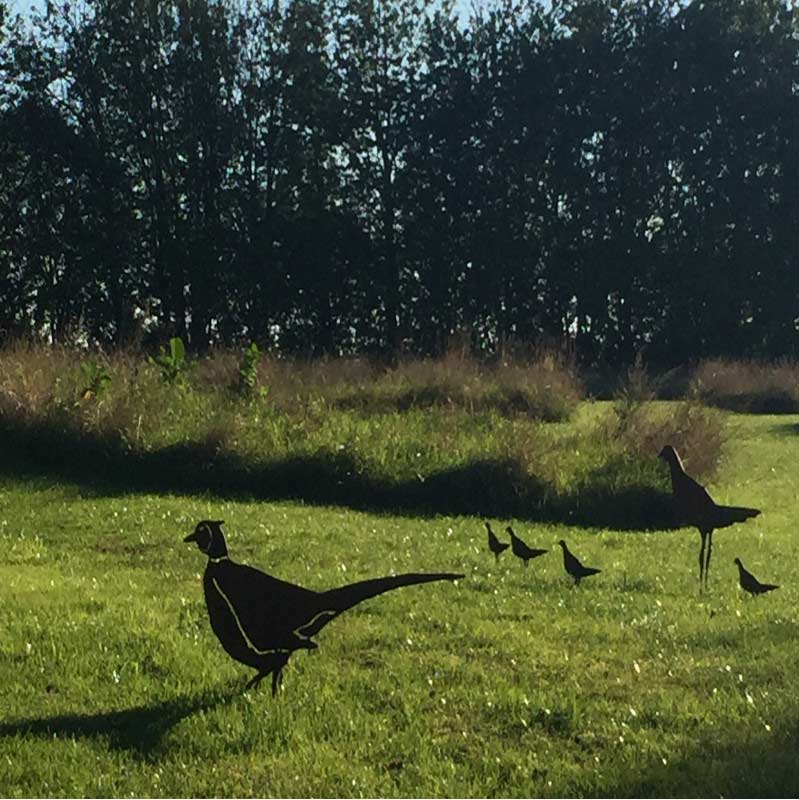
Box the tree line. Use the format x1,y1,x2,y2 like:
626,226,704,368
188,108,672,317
0,0,797,364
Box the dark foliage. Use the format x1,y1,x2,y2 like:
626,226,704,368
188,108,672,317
1,0,797,363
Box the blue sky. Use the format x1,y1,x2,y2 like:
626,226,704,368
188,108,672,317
10,0,489,17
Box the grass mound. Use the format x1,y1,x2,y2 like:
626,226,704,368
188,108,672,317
0,341,727,530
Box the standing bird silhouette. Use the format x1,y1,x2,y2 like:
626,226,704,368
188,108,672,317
185,521,464,695
485,521,509,562
506,525,548,567
658,445,760,592
558,540,601,585
733,557,779,597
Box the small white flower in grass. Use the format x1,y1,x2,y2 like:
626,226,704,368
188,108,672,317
629,707,637,718
112,669,120,684
746,691,754,706
662,757,668,766
633,660,641,674
765,723,772,732
25,643,32,655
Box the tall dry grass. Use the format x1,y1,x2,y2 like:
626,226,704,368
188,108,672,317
691,358,799,413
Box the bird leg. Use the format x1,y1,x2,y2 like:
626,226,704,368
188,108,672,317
245,671,268,692
698,532,707,593
704,532,713,591
271,668,284,697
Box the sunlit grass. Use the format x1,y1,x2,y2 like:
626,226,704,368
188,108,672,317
1,404,797,796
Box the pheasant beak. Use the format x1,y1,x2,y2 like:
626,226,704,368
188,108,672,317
184,531,199,543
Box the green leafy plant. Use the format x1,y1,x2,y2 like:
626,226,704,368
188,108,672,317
150,337,191,385
79,360,112,400
237,342,266,399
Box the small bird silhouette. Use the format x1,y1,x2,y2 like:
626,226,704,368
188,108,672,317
659,445,760,592
485,521,509,561
734,557,778,597
506,525,548,567
558,540,601,585
185,520,463,694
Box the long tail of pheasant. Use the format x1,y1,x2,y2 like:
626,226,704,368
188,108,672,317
716,505,760,527
296,572,463,639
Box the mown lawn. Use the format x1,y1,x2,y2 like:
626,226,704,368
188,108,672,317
1,405,798,797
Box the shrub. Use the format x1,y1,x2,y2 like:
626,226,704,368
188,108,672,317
690,359,799,413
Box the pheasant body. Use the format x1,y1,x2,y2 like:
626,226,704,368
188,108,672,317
506,525,547,567
185,521,463,694
558,540,601,585
734,557,778,597
485,522,509,561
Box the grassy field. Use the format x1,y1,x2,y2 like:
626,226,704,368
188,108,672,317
1,346,799,796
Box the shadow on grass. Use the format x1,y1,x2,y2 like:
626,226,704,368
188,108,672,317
603,720,799,797
0,685,239,760
699,391,799,414
0,416,675,530
770,421,799,437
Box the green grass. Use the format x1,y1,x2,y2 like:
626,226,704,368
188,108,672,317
2,403,799,796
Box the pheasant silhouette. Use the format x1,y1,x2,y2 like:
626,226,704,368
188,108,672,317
558,540,601,585
485,521,509,562
184,520,463,694
734,557,778,597
659,445,760,591
506,525,547,567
